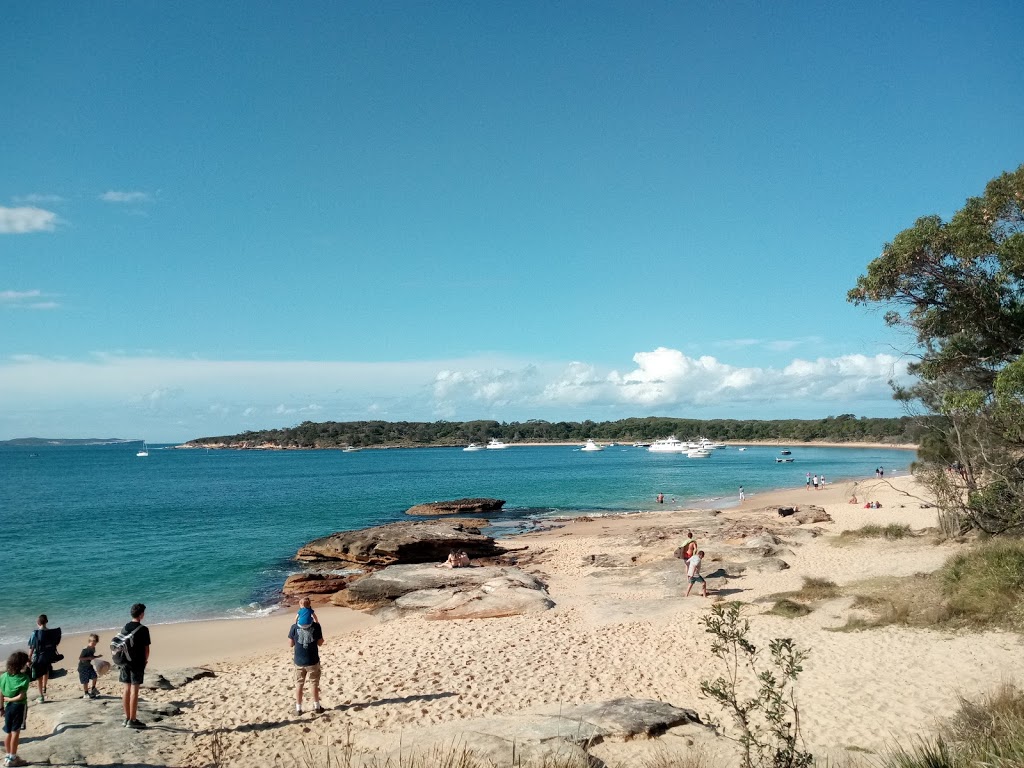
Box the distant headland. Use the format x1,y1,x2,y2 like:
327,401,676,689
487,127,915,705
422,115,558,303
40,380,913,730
179,415,923,450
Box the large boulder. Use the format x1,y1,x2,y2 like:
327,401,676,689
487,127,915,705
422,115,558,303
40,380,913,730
406,497,506,516
296,519,506,566
282,572,355,596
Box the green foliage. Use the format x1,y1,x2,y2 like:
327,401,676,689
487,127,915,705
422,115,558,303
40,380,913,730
767,599,812,618
699,602,813,768
189,415,922,449
849,164,1024,535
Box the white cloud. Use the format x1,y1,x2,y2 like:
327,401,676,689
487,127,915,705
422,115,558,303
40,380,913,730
99,190,151,203
0,290,59,310
0,206,58,234
0,349,911,441
12,194,64,204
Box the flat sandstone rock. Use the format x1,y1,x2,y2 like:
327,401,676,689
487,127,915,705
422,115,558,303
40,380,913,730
405,497,506,516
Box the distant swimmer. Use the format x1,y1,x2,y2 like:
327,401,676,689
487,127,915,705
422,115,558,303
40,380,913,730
657,493,664,504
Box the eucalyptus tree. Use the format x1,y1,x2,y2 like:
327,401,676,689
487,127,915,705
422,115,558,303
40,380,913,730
849,165,1024,533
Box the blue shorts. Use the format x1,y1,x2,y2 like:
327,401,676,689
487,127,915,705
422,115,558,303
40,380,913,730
689,575,705,584
2,701,27,733
79,665,98,685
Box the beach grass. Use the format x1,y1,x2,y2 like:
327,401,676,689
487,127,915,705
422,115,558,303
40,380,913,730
835,539,1024,632
767,598,812,618
878,683,1024,767
836,524,914,542
770,576,841,605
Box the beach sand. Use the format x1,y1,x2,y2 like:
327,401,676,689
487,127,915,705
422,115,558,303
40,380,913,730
24,473,1024,767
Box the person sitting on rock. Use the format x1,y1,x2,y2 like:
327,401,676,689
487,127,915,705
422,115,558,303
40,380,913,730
436,550,472,569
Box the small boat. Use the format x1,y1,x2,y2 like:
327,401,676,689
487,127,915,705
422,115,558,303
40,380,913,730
780,449,792,455
136,442,149,457
485,439,508,450
632,442,651,448
738,447,747,452
342,446,362,453
687,448,712,458
463,443,484,452
648,436,688,453
775,457,795,463
580,439,604,452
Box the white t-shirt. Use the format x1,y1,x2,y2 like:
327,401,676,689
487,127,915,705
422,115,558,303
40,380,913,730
686,554,702,577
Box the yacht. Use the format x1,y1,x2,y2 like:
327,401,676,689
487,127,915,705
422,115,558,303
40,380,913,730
580,439,604,452
485,439,508,450
687,448,712,458
780,449,792,456
632,442,651,448
648,436,688,453
136,442,149,457
463,443,484,452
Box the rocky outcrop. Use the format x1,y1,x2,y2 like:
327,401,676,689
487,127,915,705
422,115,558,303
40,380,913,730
282,572,356,596
792,506,833,524
405,497,506,516
353,698,712,766
296,518,506,566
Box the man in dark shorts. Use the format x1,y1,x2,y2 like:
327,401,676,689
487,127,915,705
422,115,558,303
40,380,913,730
119,603,151,729
288,615,324,715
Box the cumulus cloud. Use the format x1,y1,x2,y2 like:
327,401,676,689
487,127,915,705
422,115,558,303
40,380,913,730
0,206,58,234
99,190,151,203
0,349,911,442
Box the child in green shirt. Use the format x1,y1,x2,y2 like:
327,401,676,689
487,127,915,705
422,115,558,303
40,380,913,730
1,650,31,767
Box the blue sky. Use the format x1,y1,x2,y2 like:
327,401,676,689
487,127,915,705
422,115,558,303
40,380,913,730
2,2,1022,442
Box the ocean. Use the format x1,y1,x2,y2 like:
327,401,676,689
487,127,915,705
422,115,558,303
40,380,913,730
0,442,912,645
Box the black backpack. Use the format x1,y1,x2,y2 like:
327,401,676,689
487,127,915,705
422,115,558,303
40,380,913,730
110,625,142,666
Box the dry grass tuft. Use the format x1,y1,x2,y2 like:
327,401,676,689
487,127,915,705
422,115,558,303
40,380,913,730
837,524,914,542
767,599,812,618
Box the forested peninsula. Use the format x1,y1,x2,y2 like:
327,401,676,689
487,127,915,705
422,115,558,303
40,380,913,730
183,415,922,449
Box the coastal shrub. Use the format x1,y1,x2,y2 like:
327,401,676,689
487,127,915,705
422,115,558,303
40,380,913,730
940,539,1024,628
699,602,813,768
767,599,812,618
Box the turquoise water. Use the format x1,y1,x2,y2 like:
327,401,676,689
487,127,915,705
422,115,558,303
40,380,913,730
0,442,912,643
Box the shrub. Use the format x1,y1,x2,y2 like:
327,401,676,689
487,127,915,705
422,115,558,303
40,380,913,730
767,599,812,618
941,539,1024,628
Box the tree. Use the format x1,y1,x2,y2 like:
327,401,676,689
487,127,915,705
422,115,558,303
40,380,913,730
849,165,1024,534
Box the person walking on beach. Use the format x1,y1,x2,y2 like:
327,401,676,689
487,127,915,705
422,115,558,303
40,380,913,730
820,474,825,489
1,651,32,767
812,474,819,491
685,550,709,598
806,473,811,491
288,612,325,715
738,486,745,502
118,603,151,729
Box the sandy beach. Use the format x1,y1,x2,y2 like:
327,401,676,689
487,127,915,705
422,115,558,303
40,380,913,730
20,472,1024,767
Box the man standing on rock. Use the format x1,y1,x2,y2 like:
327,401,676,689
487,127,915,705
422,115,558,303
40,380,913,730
288,611,324,715
120,603,151,729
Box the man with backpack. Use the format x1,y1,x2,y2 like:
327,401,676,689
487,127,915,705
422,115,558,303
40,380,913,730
115,603,150,729
288,613,324,715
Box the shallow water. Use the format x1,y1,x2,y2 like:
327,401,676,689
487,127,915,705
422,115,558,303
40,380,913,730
0,442,910,643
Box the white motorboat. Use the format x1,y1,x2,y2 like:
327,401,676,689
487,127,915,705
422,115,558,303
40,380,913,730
738,447,747,452
136,442,149,457
580,439,604,452
463,443,484,451
485,439,508,450
687,448,712,458
342,446,362,452
648,436,688,453
632,442,651,448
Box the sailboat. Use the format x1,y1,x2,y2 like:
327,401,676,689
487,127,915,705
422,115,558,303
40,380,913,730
136,442,149,457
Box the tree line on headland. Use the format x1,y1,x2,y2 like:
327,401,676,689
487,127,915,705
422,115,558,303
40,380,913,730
186,414,922,449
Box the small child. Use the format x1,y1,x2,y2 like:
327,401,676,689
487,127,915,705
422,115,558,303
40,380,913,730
1,650,31,767
685,549,709,598
296,597,318,627
78,634,101,699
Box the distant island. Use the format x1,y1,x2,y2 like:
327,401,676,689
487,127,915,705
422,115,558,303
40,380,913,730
181,415,923,450
0,437,137,447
